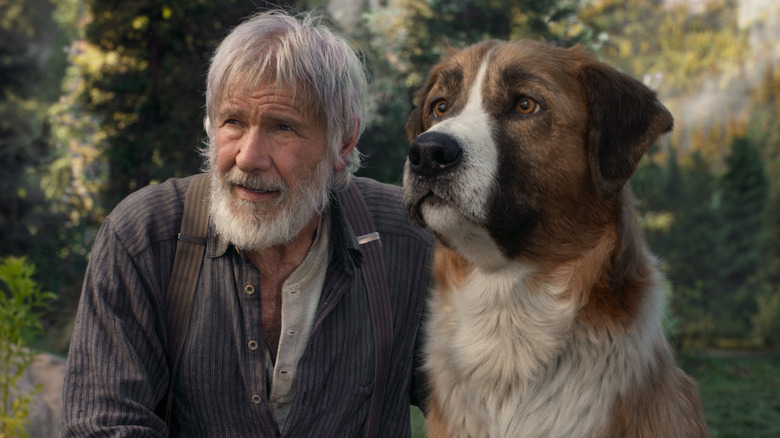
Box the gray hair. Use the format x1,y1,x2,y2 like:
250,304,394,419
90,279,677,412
202,9,367,189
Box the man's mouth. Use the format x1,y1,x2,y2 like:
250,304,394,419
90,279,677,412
232,183,281,202
237,184,276,194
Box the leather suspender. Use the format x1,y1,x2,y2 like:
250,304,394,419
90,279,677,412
341,181,393,438
161,173,210,424
162,175,392,437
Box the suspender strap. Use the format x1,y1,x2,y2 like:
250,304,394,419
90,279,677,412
341,180,393,438
161,173,210,423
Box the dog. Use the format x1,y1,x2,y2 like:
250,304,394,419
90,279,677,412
402,40,708,438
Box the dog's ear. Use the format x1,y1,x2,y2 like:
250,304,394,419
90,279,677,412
579,61,673,197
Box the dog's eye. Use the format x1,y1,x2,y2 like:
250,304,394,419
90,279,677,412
516,97,539,115
432,99,449,118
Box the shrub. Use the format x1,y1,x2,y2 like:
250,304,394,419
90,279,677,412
0,256,56,438
751,285,780,348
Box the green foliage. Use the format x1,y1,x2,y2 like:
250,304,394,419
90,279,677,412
366,0,592,92
667,282,716,353
0,0,87,335
0,256,56,437
634,135,774,345
711,136,768,336
0,0,50,256
581,0,748,95
751,286,780,348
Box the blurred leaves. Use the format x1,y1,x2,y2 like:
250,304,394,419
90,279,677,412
0,256,56,437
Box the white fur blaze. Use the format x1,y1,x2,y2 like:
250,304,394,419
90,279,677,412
422,55,497,228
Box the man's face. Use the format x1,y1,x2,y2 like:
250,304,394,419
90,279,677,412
208,81,341,250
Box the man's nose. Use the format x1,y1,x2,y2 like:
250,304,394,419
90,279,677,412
235,129,273,172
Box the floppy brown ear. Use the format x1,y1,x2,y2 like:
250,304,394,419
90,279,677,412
579,61,673,197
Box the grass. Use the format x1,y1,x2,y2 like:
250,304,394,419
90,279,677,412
410,351,780,437
686,351,780,438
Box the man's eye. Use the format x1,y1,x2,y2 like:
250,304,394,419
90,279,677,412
224,118,240,126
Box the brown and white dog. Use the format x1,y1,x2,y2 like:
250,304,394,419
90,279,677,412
402,40,708,438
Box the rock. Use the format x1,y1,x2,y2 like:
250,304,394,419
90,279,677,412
8,353,65,438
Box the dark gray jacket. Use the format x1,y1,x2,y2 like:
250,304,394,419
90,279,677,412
61,175,432,437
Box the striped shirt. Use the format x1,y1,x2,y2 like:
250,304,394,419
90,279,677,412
61,175,433,437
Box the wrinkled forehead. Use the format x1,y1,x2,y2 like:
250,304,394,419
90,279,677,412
220,69,321,119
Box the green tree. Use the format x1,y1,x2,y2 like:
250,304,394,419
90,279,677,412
742,108,780,347
633,147,721,350
665,153,720,350
0,0,52,256
750,181,780,306
668,152,719,291
711,136,768,337
0,0,91,333
746,64,780,292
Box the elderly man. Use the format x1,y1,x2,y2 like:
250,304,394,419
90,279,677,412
61,10,432,437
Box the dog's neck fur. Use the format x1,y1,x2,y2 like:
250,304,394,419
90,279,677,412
426,194,669,438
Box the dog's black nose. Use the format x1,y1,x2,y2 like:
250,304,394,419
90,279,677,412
408,132,462,177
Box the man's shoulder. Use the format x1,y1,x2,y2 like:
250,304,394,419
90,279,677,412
352,176,401,200
103,175,196,254
110,175,193,221
351,177,431,245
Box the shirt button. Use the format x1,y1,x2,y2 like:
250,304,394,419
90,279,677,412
244,284,255,295
251,394,262,404
248,340,259,350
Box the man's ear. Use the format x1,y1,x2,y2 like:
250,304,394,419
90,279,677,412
334,121,359,172
579,60,674,197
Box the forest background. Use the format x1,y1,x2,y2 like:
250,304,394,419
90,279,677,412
1,0,779,436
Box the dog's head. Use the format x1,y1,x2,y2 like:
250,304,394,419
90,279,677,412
402,40,673,268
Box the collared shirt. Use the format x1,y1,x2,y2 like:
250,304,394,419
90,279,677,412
61,175,433,437
268,212,330,428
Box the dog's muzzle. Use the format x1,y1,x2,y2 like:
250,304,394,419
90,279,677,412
407,131,463,178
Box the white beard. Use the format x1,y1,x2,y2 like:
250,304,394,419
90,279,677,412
209,158,333,251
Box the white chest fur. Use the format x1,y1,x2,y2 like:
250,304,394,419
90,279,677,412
425,264,666,438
